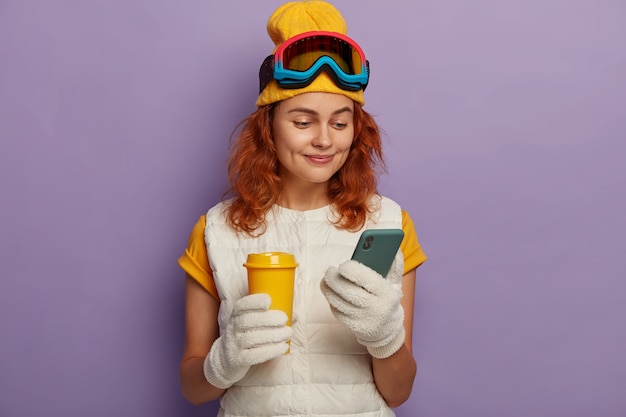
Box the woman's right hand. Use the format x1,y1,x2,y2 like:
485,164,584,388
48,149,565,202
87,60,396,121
203,293,293,389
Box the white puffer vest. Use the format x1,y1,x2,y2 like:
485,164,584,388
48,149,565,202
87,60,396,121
205,195,403,417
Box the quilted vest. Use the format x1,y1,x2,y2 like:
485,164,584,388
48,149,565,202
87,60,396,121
205,195,403,417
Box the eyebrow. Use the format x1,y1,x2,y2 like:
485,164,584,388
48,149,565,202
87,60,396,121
287,106,353,116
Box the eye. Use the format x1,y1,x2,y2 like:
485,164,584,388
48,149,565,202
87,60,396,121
294,121,311,128
332,122,349,130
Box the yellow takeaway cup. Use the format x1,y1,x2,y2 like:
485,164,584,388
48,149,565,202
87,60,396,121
244,252,298,352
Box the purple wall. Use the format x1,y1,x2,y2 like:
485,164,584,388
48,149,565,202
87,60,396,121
1,1,625,416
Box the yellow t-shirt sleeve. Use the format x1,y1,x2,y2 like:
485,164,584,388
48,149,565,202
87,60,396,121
178,210,427,299
400,210,428,274
177,215,219,300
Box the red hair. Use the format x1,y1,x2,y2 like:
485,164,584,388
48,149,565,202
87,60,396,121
224,102,386,235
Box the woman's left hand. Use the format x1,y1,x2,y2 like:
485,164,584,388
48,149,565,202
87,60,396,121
320,259,405,358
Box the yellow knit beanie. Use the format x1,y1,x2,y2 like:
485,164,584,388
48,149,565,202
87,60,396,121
256,0,366,107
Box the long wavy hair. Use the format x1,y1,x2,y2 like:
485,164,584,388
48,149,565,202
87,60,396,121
224,101,386,236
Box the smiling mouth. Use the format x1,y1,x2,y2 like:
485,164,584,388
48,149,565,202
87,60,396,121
305,154,334,164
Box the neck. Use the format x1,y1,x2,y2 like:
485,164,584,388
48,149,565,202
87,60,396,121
278,182,330,211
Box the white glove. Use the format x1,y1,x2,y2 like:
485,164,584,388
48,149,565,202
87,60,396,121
320,259,405,359
203,293,293,389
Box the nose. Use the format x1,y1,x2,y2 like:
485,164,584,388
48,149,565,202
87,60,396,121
312,126,332,149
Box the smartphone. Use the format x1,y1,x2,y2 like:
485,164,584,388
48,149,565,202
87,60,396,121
351,229,404,277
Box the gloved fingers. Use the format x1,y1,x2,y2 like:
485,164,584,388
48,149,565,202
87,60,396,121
234,308,289,331
322,265,375,308
338,260,403,304
236,324,293,350
233,293,272,315
338,260,389,294
238,340,293,366
320,277,367,317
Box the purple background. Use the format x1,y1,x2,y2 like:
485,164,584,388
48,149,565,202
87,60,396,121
1,0,625,416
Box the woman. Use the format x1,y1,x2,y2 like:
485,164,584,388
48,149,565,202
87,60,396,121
178,1,427,416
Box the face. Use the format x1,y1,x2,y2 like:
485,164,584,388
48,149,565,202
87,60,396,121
272,92,355,189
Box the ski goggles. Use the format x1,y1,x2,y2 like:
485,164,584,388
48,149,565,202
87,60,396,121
259,31,370,93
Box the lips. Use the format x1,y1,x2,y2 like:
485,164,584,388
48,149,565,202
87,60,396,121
305,154,334,164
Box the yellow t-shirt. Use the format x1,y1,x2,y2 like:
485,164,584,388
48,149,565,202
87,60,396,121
178,210,427,299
